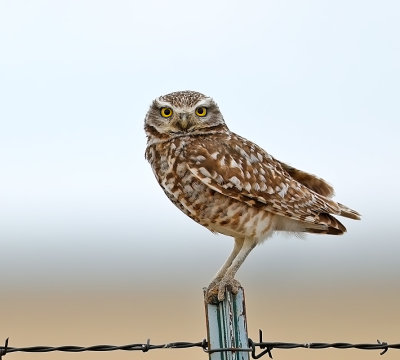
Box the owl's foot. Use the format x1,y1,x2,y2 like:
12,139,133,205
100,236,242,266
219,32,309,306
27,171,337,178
205,276,241,304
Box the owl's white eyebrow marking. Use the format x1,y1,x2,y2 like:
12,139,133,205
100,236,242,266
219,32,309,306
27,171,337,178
194,98,213,108
155,99,174,108
154,97,213,113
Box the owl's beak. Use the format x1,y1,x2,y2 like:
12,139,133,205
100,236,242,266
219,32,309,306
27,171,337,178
178,113,189,130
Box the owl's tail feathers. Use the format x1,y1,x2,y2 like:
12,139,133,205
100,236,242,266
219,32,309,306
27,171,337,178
276,202,360,236
305,204,360,235
337,203,361,220
305,213,347,235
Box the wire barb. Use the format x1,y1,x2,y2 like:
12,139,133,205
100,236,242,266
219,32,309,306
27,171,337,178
249,329,274,359
141,339,150,352
377,340,389,355
0,338,8,360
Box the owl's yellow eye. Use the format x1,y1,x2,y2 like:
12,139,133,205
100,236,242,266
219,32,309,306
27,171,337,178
195,107,207,117
160,107,173,118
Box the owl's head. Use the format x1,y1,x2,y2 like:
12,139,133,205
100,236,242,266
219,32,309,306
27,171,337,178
144,90,228,143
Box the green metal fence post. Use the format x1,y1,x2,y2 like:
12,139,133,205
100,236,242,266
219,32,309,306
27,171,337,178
204,287,250,360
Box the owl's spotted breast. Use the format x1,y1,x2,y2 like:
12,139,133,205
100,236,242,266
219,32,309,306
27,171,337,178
145,135,274,239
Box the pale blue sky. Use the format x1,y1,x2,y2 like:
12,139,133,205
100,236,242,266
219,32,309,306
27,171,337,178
1,0,399,290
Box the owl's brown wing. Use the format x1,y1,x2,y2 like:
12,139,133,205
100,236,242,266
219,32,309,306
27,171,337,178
273,159,335,198
185,133,359,230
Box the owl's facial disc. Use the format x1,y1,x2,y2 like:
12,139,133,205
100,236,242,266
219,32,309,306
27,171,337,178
153,99,205,133
146,95,225,137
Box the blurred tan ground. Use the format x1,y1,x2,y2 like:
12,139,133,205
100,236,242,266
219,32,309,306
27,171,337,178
1,282,399,360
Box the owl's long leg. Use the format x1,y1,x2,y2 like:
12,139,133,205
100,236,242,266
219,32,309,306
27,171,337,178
206,237,256,303
223,238,257,281
210,236,244,284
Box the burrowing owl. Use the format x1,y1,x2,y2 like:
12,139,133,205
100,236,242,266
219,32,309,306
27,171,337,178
144,90,360,303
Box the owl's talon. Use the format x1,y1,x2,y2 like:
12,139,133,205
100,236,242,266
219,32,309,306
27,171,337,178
206,277,242,304
206,287,219,304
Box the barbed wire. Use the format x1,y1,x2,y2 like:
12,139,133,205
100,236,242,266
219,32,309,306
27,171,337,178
1,332,400,359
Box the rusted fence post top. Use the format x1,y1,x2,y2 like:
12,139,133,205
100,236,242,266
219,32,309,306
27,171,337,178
204,288,250,360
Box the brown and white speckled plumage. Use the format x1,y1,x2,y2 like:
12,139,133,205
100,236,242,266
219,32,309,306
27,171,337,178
144,90,360,303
